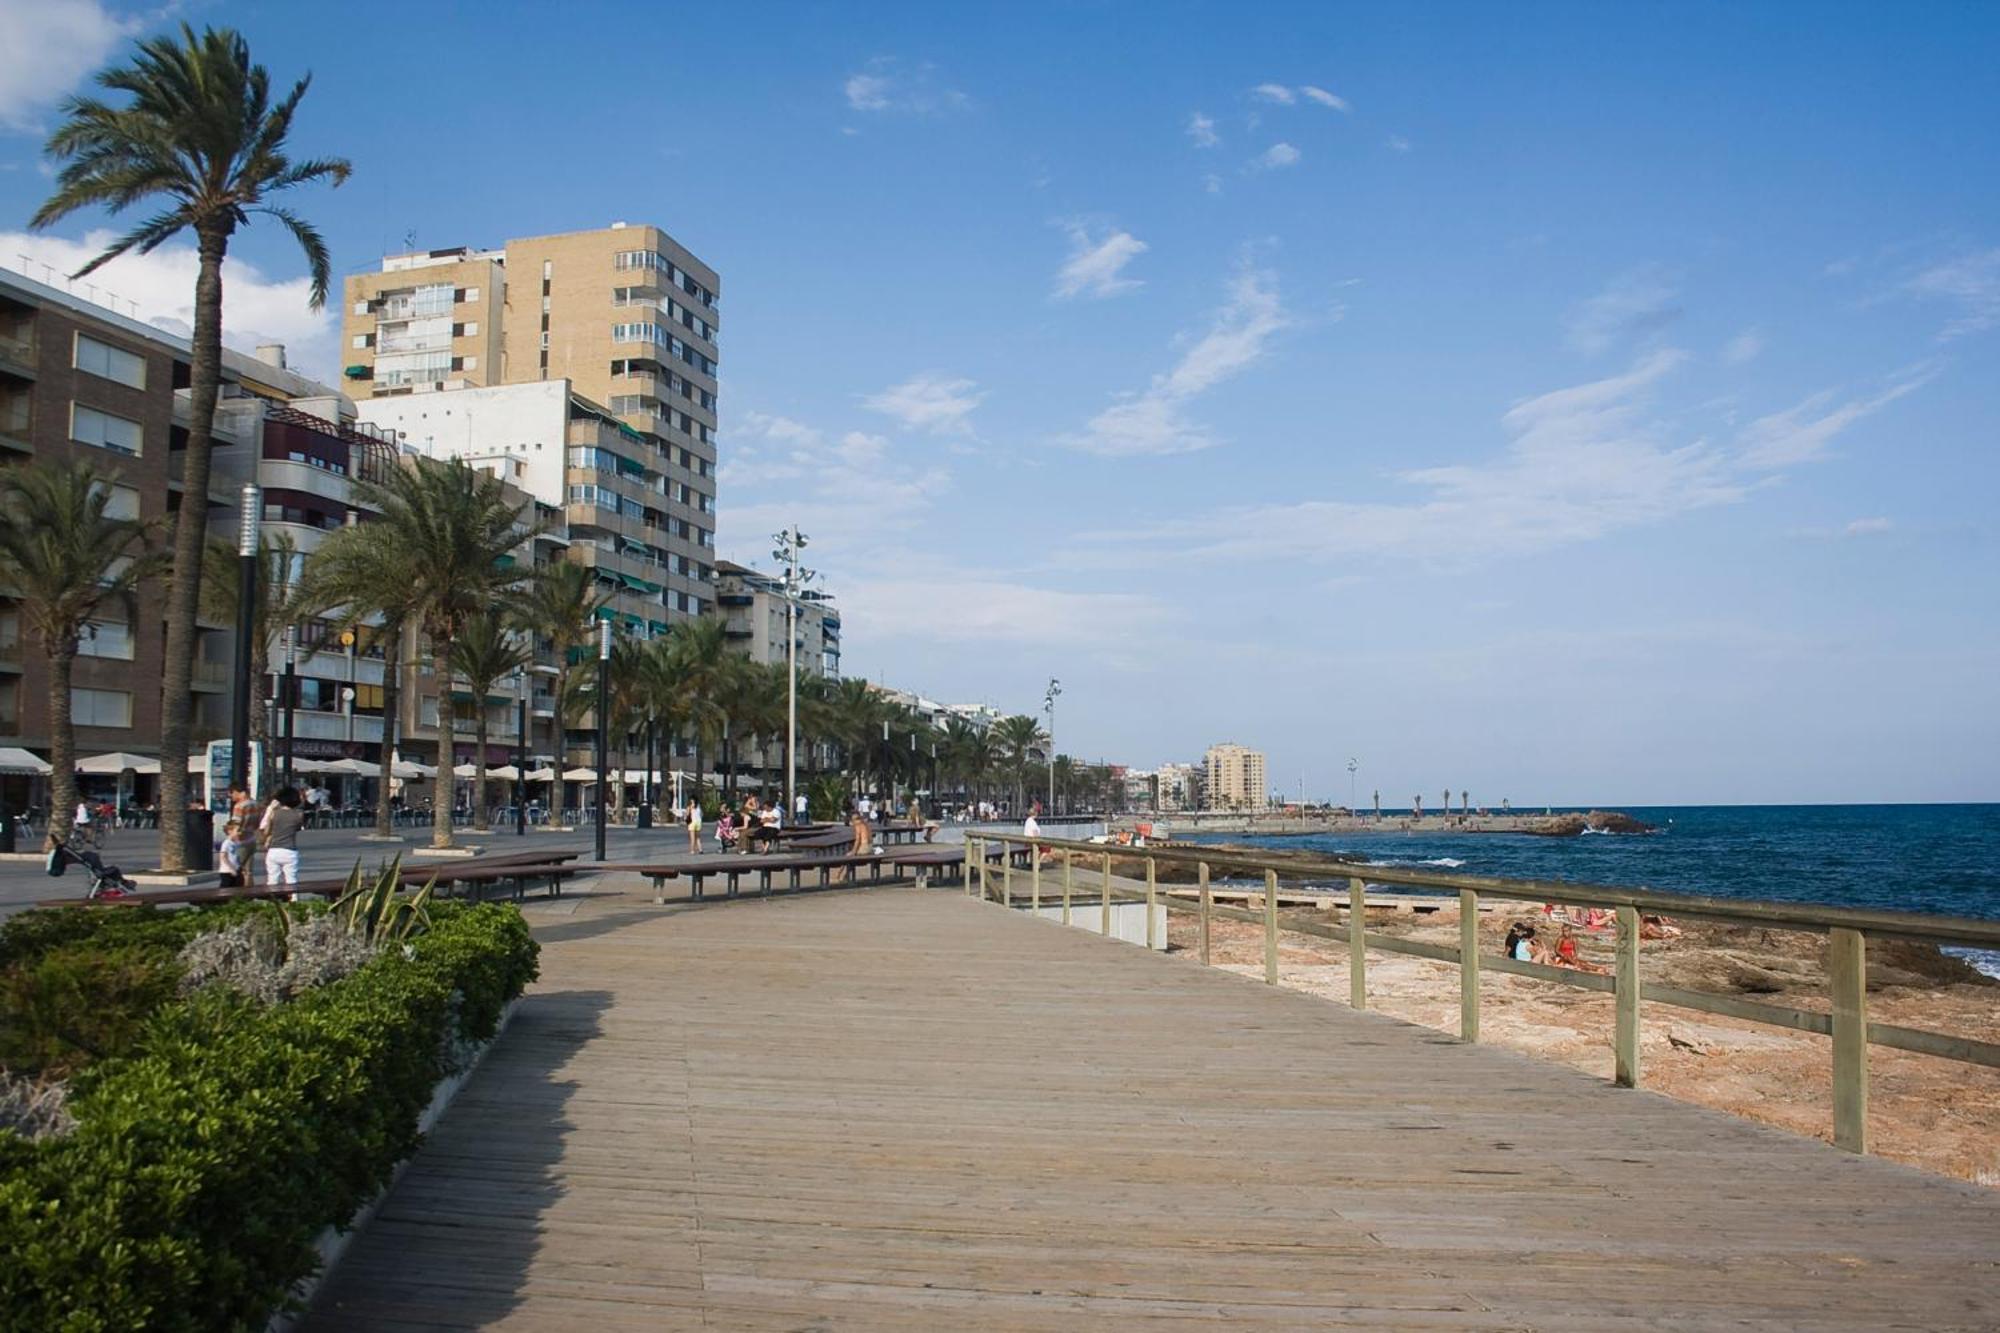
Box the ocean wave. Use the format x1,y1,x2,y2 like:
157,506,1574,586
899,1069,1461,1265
1944,946,2000,981
1363,857,1468,869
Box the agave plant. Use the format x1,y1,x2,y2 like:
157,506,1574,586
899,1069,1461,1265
330,855,436,946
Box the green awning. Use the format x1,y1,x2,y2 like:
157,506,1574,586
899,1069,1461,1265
617,573,662,595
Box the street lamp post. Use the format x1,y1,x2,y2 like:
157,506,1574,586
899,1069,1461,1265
1043,679,1061,815
1347,757,1358,814
514,664,527,837
280,626,297,789
595,620,612,862
772,527,813,824
229,485,260,797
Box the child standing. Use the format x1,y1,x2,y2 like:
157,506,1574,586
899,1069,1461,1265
217,819,246,889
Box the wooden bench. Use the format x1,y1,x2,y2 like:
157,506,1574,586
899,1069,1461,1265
604,851,935,904
883,846,966,888
38,857,585,909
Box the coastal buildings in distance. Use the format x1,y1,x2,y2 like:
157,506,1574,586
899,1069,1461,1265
1204,742,1268,810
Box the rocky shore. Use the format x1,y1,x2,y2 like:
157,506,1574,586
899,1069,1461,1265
1168,902,2000,1186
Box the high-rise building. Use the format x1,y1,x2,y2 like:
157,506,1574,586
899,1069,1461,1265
1203,743,1267,810
341,221,720,626
714,561,840,678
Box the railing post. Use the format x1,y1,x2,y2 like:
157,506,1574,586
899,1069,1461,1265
1347,876,1367,1008
1198,861,1212,966
1002,844,1013,908
975,838,987,901
1062,856,1072,926
1101,851,1112,936
1614,904,1641,1088
1459,889,1480,1042
1145,856,1158,950
1830,926,1869,1154
1264,869,1279,984
1031,848,1041,913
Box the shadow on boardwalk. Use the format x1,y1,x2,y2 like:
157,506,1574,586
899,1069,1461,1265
301,989,612,1329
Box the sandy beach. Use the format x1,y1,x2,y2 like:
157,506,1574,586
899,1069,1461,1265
1166,902,2000,1187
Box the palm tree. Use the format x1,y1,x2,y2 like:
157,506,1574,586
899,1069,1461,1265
197,531,314,763
664,617,734,807
296,533,416,839
515,561,610,772
311,458,530,848
942,717,995,809
0,461,161,838
994,714,1047,815
447,611,528,832
822,676,883,796
33,24,350,871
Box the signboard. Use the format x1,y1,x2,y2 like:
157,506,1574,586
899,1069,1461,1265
203,740,264,809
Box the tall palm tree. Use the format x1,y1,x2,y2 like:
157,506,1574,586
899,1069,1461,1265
574,634,647,816
447,611,528,832
515,561,610,772
0,461,161,838
311,458,531,849
33,24,350,871
197,531,314,763
665,617,734,806
942,717,995,808
994,714,1047,815
823,676,883,796
296,536,415,840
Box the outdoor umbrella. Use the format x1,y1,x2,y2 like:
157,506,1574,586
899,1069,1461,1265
0,747,52,776
76,752,159,775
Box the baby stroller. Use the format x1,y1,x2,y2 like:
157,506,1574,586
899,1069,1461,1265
45,830,139,901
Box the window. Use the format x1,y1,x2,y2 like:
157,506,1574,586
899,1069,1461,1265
71,687,132,728
71,403,143,456
352,300,370,316
74,334,146,389
91,482,140,520
352,334,371,349
79,618,134,660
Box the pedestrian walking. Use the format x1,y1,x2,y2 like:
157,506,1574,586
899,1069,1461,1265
259,787,306,897
684,797,704,853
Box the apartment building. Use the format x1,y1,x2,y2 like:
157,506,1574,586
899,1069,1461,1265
714,560,841,678
0,263,371,795
355,379,713,635
339,222,720,627
1203,743,1268,811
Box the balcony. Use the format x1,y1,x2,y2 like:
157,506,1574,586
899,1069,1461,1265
0,637,21,672
1,389,32,454
191,659,230,691
0,326,34,380
285,709,384,744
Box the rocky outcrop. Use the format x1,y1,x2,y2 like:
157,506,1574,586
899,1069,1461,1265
1527,810,1658,836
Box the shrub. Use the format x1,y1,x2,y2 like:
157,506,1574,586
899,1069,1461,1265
0,943,185,1079
0,1072,74,1141
0,900,539,1331
176,913,377,1005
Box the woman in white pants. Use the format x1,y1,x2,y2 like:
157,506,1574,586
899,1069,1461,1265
260,787,307,895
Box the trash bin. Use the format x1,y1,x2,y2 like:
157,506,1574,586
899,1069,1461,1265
0,797,14,855
183,808,215,872
636,801,653,830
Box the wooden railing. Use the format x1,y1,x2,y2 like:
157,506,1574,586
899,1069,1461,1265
965,832,2000,1157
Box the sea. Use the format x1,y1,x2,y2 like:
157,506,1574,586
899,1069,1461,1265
1184,804,2000,978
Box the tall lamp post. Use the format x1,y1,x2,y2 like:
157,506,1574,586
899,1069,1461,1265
280,626,297,789
594,620,612,862
514,663,527,837
1043,678,1061,816
1347,757,1358,814
772,526,814,824
229,484,260,797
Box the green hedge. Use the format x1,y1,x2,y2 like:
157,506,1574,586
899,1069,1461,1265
0,901,539,1331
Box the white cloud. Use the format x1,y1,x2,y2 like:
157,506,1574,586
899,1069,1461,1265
1721,328,1765,365
1565,266,1681,355
1386,134,1412,152
718,412,949,558
861,372,985,435
838,576,1170,650
1053,222,1147,300
0,0,139,131
1300,85,1351,111
1734,369,1933,471
1065,266,1289,457
843,73,891,111
1079,347,1932,569
840,58,969,116
1252,143,1300,171
0,228,340,382
1186,111,1218,148
1250,83,1296,105
1903,247,2000,338
1844,517,1893,537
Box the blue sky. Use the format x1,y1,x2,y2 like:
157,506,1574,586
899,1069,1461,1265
3,1,1996,804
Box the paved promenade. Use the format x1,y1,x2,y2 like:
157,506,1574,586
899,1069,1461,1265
303,884,1998,1330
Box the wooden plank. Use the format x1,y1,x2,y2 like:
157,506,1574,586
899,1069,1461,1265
1615,904,1640,1089
301,886,2000,1333
1263,868,1279,984
1459,890,1479,1043
1348,876,1367,1009
1197,861,1211,967
1830,925,1868,1153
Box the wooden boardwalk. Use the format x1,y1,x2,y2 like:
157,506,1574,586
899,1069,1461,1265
305,886,2000,1330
